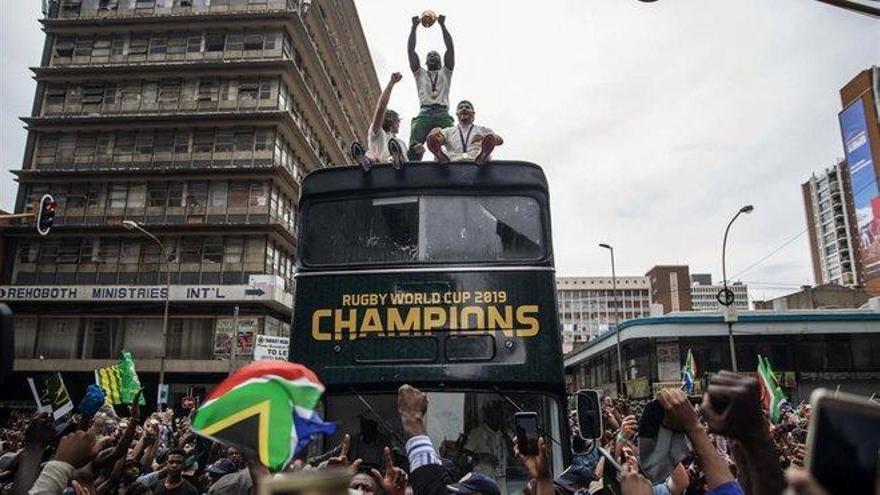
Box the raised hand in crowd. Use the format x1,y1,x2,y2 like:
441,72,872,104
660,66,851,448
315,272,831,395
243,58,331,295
702,371,785,495
321,434,363,471
619,462,653,495
369,447,408,495
397,384,428,438
657,388,739,493
514,436,552,495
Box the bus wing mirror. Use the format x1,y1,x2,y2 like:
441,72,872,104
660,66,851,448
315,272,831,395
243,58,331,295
575,389,602,439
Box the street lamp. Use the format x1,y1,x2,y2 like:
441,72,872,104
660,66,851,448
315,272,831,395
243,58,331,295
599,243,625,397
123,220,171,410
720,205,753,372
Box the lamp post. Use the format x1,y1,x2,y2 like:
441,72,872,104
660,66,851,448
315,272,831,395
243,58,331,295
720,205,753,373
599,243,625,397
123,220,170,410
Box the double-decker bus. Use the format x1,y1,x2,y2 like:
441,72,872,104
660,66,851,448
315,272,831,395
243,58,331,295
291,162,567,492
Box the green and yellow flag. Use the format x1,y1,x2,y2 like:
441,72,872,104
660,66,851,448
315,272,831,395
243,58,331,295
95,350,145,405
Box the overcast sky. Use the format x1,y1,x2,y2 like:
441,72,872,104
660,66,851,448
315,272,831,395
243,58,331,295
1,1,877,300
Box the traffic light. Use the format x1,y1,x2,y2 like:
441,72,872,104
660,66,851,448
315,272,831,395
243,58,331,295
36,194,57,236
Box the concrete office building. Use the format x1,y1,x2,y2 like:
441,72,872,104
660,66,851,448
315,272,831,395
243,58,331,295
556,276,655,354
690,281,749,312
802,160,860,287
0,0,377,407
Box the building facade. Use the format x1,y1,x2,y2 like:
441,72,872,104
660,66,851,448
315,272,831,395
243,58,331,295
645,265,692,314
0,0,378,407
556,276,654,354
690,281,749,312
753,284,870,310
839,67,880,295
802,160,860,287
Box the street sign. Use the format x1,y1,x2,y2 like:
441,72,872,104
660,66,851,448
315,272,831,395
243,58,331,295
253,335,290,361
716,288,735,307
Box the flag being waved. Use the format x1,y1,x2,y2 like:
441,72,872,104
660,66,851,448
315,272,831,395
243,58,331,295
191,361,335,472
681,349,697,395
757,354,789,423
95,350,145,405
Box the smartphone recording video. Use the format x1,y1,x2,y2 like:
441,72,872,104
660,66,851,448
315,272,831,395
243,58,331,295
806,389,880,495
514,411,539,456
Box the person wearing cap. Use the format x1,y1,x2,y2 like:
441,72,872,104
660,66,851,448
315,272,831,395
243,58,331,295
447,472,501,495
426,101,504,164
407,13,455,161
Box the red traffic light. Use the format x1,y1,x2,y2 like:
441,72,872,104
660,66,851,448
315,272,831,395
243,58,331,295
36,194,56,236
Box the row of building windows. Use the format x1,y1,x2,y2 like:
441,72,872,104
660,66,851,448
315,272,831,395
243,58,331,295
43,77,289,115
14,314,290,361
38,76,338,159
52,29,291,66
55,0,294,19
32,128,305,180
21,179,296,233
47,28,352,149
14,235,293,289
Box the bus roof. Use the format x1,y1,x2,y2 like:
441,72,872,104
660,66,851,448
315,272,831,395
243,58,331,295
301,161,548,198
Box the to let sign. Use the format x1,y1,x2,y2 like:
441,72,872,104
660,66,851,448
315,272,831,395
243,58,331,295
253,335,290,362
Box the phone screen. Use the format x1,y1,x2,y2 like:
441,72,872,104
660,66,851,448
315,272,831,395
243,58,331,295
514,412,539,456
577,390,602,439
811,399,880,494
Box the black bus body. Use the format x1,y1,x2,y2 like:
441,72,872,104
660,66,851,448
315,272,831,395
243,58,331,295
291,162,567,490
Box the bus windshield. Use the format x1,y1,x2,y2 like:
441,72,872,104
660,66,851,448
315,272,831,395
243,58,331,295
301,195,544,266
322,390,561,495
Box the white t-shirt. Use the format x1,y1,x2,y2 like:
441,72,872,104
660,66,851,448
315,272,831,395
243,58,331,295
367,127,407,163
414,67,452,107
440,123,494,160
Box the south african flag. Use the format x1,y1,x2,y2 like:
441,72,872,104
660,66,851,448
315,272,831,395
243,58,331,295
191,361,335,472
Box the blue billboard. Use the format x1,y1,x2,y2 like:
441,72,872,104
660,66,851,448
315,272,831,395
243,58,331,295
839,98,879,280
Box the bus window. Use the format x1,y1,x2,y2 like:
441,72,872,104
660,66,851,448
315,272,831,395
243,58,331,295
323,391,560,495
301,195,544,266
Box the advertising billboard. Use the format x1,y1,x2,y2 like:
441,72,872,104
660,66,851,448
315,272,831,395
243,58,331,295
839,98,880,282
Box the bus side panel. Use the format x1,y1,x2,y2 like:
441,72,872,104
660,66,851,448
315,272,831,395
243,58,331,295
291,270,564,392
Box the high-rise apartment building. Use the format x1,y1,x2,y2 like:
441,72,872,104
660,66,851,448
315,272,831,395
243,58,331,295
556,276,654,354
802,160,860,286
0,0,377,406
645,265,692,314
839,67,880,295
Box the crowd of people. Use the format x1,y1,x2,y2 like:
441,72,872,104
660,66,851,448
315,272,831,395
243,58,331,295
0,370,851,495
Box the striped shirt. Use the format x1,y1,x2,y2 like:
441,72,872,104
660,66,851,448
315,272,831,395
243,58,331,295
406,435,440,471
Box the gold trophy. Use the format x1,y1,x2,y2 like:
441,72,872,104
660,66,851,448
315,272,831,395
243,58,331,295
420,9,437,28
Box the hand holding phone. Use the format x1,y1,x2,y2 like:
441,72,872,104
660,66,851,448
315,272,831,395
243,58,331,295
514,412,539,456
806,389,880,495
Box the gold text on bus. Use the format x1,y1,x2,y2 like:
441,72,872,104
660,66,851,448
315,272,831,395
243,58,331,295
310,304,540,340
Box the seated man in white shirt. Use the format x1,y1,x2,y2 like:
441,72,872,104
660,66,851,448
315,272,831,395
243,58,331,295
426,100,503,164
350,72,408,170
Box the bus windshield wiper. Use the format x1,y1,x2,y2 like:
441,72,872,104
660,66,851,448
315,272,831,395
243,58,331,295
350,388,407,449
493,386,563,448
